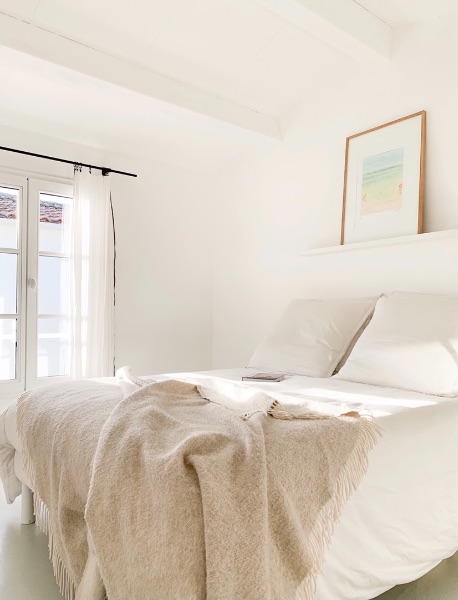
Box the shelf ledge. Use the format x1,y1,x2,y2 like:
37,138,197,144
301,229,458,256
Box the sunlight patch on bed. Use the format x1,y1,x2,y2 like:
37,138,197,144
300,387,438,409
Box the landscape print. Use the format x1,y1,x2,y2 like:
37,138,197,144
360,147,404,216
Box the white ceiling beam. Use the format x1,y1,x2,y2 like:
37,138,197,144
0,12,281,143
256,0,392,62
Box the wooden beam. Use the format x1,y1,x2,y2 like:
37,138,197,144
0,12,281,143
256,0,392,62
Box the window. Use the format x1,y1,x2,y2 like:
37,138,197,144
0,173,73,397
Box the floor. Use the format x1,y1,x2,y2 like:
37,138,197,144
0,492,63,599
1,490,458,600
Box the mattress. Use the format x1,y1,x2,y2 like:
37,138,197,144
2,368,458,600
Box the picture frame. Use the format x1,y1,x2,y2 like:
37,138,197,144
341,111,426,245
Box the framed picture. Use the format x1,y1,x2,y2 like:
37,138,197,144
341,111,426,245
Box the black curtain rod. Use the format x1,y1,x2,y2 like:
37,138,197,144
0,145,137,178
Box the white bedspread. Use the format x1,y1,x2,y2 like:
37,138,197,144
2,368,458,600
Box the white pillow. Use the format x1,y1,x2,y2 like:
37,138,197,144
335,292,458,396
248,297,377,378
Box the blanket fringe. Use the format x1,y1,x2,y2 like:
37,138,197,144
290,407,382,600
244,397,382,599
17,392,76,600
267,399,371,422
34,496,76,600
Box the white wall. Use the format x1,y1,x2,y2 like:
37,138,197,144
113,158,213,374
211,16,458,368
3,15,458,376
0,123,213,376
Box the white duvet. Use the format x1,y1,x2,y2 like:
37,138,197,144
2,368,458,600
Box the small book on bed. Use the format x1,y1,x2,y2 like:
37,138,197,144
242,373,286,382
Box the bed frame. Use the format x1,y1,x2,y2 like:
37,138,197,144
21,483,35,525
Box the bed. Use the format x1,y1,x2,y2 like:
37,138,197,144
1,291,458,600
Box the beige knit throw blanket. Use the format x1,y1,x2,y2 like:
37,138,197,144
17,375,381,600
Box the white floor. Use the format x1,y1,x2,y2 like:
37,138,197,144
0,492,63,600
1,489,458,600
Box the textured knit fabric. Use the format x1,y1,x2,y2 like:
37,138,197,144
17,376,380,600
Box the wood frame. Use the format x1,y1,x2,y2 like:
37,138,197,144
340,110,426,244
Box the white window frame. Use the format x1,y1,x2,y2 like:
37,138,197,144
0,173,28,398
0,172,73,401
26,178,73,390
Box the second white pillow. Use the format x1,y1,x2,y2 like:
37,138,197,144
335,292,458,396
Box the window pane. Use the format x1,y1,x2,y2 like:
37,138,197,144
38,256,70,315
0,253,17,314
0,187,18,249
0,318,16,380
37,318,70,378
39,193,71,253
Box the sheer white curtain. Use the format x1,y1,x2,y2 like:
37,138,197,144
70,169,114,379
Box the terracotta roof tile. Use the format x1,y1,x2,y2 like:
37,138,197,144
40,201,63,224
0,194,16,219
0,193,63,224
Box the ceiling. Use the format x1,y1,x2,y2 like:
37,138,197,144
356,0,458,27
0,0,347,115
0,0,455,171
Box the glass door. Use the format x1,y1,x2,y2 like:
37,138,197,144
26,179,73,388
0,174,27,397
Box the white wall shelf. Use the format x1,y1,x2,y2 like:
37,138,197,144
301,229,458,256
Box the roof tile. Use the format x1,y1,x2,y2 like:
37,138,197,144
0,193,63,224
